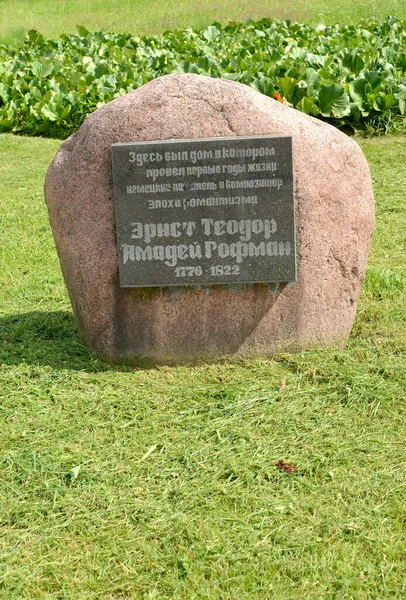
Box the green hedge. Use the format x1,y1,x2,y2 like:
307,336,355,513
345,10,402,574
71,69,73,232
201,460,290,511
0,16,405,138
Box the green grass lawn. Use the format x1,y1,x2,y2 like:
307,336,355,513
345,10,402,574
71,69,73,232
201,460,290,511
1,0,405,43
0,132,405,598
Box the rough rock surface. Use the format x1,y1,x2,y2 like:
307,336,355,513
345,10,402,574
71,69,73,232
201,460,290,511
44,73,374,364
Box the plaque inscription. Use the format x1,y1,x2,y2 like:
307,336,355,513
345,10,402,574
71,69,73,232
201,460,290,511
112,136,296,287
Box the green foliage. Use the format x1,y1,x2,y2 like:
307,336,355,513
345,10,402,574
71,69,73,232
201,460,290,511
0,16,405,138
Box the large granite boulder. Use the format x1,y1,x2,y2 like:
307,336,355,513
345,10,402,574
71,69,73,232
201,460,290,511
44,73,374,364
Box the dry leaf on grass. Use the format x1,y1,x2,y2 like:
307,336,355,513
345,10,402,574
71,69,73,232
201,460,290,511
275,459,297,474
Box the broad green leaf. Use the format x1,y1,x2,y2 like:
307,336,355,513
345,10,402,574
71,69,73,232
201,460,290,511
394,85,406,101
279,77,295,99
383,94,398,109
176,61,200,74
42,104,58,121
251,77,274,97
94,63,109,78
394,87,406,114
397,53,406,70
220,72,241,81
197,56,210,71
286,67,300,79
296,96,319,116
318,69,333,82
203,26,220,41
349,79,372,107
318,84,350,117
31,61,54,78
361,29,373,39
304,53,327,68
0,82,10,101
305,68,320,93
342,51,365,75
83,56,95,68
26,30,45,45
76,25,90,37
267,49,281,62
350,102,361,121
373,93,398,112
363,71,382,91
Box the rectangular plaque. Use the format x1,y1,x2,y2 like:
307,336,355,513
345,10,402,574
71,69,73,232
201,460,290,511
112,135,296,287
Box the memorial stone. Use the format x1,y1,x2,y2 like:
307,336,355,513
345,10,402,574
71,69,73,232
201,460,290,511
44,73,374,364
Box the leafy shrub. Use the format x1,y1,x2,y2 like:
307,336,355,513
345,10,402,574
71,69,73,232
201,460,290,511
0,16,405,138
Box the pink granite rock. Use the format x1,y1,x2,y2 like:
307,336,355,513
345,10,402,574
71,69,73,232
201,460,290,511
44,73,374,364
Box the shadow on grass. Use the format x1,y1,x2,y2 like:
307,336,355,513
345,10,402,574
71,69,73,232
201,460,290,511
0,311,133,372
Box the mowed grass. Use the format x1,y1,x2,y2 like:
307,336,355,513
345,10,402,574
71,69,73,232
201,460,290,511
1,132,406,598
0,0,405,44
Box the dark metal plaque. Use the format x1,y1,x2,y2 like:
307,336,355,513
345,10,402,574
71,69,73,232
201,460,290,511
112,136,296,287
